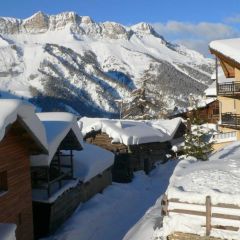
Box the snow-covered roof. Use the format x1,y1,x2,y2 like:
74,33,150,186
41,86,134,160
144,118,183,138
31,112,83,167
0,223,16,240
196,97,217,108
210,38,240,64
0,99,48,152
73,143,114,182
80,117,183,145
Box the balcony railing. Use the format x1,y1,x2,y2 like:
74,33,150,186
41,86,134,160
218,81,240,96
214,131,237,143
221,113,240,127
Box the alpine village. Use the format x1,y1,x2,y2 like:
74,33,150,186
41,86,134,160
1,3,240,240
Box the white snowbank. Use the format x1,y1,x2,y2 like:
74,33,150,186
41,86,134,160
31,112,83,167
0,223,16,240
123,197,164,240
80,117,183,145
162,142,240,239
0,99,47,151
210,38,240,64
73,143,114,182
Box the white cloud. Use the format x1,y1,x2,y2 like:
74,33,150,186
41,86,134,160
225,15,240,23
151,21,240,56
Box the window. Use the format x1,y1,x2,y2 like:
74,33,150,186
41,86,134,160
212,103,219,116
0,171,8,193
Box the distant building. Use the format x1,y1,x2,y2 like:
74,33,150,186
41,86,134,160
81,117,185,182
170,98,219,124
209,38,240,150
0,100,48,240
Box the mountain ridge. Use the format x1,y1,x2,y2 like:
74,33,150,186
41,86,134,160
0,12,214,117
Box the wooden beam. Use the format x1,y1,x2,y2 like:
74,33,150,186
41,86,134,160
206,196,211,236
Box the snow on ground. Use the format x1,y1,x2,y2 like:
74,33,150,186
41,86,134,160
124,142,240,240
0,223,16,240
44,160,178,240
160,141,240,240
123,197,164,240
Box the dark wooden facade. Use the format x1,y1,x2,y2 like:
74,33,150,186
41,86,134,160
0,121,45,240
31,130,83,238
84,131,172,182
33,167,112,238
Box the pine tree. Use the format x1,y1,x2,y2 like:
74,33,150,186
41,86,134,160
121,70,168,120
184,117,213,160
122,87,152,120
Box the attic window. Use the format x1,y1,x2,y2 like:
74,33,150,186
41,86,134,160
0,171,8,194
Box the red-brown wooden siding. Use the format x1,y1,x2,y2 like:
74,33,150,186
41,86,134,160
0,130,34,240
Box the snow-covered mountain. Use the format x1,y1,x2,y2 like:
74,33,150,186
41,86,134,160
0,11,214,116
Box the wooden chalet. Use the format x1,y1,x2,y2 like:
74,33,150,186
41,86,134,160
31,113,114,238
0,100,48,240
81,117,185,182
30,112,83,238
209,38,240,150
170,98,219,124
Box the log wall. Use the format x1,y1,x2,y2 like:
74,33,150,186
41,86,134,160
85,132,171,181
0,129,34,240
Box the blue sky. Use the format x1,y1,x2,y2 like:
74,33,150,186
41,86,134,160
1,0,240,56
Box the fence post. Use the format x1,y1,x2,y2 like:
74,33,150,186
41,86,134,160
206,196,211,236
161,194,169,216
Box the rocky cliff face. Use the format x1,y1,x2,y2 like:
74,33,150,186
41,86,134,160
0,12,214,117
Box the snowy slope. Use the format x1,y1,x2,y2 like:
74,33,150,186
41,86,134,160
0,12,214,116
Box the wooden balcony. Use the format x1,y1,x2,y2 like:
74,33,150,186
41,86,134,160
218,81,240,96
221,113,240,128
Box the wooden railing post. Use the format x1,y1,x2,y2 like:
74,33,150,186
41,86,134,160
206,196,211,236
161,194,169,216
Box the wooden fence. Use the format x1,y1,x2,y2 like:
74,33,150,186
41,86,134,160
161,194,240,236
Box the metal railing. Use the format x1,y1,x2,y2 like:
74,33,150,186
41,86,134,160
218,81,240,96
214,131,237,143
221,113,240,126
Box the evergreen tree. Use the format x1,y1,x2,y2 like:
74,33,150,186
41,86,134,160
122,87,151,120
184,117,213,160
121,69,168,120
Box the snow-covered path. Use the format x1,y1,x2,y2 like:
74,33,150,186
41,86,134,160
45,160,177,240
